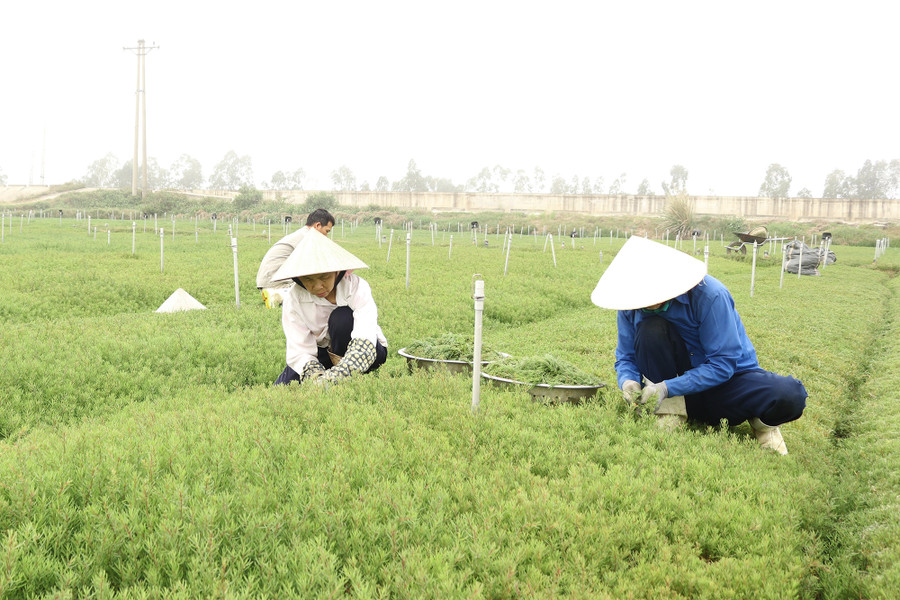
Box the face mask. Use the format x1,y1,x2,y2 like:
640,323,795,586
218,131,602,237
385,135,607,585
641,300,672,314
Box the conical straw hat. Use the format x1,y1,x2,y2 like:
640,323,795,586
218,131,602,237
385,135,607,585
271,229,368,281
156,288,207,313
591,236,707,310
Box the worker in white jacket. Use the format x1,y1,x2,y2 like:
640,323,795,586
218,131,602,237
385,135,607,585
271,230,388,386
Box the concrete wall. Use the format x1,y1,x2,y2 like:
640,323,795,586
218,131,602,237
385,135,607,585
219,189,900,223
6,184,895,223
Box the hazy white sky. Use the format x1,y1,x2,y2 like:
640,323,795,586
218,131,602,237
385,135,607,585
2,0,897,196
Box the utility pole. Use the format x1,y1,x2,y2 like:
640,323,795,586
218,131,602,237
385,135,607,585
123,40,159,199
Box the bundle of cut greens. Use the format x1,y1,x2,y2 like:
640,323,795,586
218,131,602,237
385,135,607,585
404,332,503,362
484,354,603,387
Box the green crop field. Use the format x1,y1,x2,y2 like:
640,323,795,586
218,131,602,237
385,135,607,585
0,210,898,598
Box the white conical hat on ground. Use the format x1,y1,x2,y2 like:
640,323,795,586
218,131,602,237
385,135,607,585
591,236,707,310
156,288,207,313
271,228,368,281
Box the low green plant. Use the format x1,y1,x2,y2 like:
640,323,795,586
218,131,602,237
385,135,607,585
484,354,603,386
1,216,900,596
662,191,695,238
404,332,502,361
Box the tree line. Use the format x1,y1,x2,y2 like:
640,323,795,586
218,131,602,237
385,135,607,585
10,153,898,200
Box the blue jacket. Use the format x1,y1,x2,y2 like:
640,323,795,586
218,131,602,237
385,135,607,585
614,275,760,396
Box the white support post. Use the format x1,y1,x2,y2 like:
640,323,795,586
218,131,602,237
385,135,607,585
779,244,787,289
549,234,557,267
471,278,485,415
405,232,411,289
231,236,240,307
750,242,759,297
387,229,394,263
504,231,512,276
449,234,453,259
160,228,164,272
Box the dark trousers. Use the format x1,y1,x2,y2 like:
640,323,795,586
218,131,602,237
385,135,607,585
633,315,807,426
275,306,387,385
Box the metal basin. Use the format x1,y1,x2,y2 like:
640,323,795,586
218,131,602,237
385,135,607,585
398,348,508,375
481,372,606,404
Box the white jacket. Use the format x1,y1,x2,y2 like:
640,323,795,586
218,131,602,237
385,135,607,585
282,273,388,372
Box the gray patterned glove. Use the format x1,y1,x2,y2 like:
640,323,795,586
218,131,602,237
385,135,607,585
322,338,377,384
301,359,326,383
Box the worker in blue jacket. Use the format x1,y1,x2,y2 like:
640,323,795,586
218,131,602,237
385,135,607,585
591,236,806,455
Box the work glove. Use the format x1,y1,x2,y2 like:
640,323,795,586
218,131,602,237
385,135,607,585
640,380,668,411
301,360,326,383
322,338,377,385
621,380,642,404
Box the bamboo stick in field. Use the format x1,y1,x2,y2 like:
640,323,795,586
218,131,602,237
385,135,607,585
160,228,164,272
472,278,485,414
387,230,394,263
549,234,558,268
449,235,453,259
88,215,91,235
132,222,136,254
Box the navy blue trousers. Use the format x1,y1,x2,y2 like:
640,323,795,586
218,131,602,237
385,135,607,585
274,306,387,385
633,315,807,426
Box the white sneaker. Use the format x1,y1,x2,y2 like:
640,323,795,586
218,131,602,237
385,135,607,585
749,418,788,455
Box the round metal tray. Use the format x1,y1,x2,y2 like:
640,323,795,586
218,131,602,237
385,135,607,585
397,348,508,375
481,372,606,404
